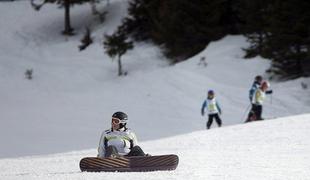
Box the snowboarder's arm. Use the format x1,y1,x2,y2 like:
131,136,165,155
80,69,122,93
97,132,106,158
130,131,138,147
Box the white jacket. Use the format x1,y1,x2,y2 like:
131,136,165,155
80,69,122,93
201,97,222,115
97,128,138,158
252,89,266,105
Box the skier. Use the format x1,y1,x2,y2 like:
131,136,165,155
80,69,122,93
249,75,263,102
201,90,222,129
249,75,273,102
97,111,147,158
246,81,272,122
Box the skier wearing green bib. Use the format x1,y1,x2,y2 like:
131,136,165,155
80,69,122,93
201,90,222,129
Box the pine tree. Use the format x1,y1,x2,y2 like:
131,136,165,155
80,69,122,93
124,0,156,41
240,0,271,58
31,0,93,35
103,28,134,76
264,0,310,79
123,0,243,61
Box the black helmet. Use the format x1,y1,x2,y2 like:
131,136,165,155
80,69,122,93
112,112,128,129
112,111,128,121
208,90,214,95
255,75,263,82
207,90,215,99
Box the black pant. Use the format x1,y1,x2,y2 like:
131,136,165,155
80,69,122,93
245,104,263,122
207,114,222,129
105,145,146,157
126,146,145,157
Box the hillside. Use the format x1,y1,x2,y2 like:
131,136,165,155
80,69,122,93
0,0,309,161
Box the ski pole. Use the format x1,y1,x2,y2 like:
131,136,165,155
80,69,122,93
241,104,251,122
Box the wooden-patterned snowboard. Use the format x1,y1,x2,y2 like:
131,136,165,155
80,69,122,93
80,154,179,172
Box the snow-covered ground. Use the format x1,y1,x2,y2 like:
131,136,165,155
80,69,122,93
1,114,310,180
0,0,310,178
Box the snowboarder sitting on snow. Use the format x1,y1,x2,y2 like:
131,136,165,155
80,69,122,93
246,81,271,122
97,111,147,158
201,90,222,129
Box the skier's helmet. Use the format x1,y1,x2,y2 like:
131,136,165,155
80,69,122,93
112,111,128,128
255,75,263,83
208,90,214,95
207,90,215,99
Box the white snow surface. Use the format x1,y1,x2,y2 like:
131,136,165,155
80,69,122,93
0,0,310,179
1,114,310,180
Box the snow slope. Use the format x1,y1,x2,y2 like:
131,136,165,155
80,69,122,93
0,0,309,160
1,114,310,180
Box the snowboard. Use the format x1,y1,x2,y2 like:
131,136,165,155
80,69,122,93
79,154,179,172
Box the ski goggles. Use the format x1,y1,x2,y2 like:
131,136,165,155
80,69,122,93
112,117,127,124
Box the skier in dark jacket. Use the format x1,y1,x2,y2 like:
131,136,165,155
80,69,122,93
246,76,273,123
246,81,273,122
98,112,147,158
201,90,222,129
249,75,263,102
249,75,273,102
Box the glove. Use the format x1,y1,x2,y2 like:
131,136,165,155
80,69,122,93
266,90,273,94
201,110,205,116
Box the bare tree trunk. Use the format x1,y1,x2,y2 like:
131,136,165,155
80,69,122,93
117,55,123,76
63,0,74,35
